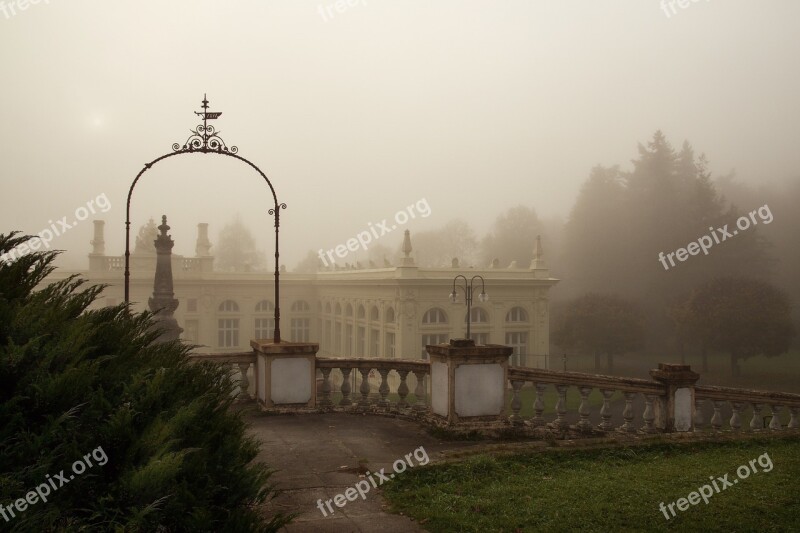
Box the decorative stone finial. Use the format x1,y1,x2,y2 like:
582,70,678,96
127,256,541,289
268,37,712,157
401,229,415,266
531,234,546,270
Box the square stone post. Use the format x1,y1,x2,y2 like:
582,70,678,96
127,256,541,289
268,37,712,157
252,340,319,408
649,363,700,432
426,339,513,425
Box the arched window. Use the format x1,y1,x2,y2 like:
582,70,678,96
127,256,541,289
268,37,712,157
384,307,396,357
421,307,448,359
325,302,332,314
254,300,274,339
219,300,239,313
291,300,311,342
345,304,354,317
422,307,448,325
291,300,310,312
370,306,380,322
255,300,274,313
357,305,366,319
335,303,342,315
465,307,489,323
218,300,240,347
506,307,528,323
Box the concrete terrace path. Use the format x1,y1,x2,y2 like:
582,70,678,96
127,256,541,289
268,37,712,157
247,411,482,533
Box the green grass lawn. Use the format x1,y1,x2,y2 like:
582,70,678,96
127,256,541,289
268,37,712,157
382,437,800,532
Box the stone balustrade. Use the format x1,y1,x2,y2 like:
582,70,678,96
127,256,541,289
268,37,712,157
694,384,800,432
189,351,255,400
315,357,430,412
507,367,667,434
190,344,800,440
182,258,201,272
105,256,124,271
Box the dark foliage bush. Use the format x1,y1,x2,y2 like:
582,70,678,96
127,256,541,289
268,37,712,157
0,232,291,532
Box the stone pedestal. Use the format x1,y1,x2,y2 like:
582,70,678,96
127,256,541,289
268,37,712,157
650,363,700,432
252,340,319,408
426,339,513,425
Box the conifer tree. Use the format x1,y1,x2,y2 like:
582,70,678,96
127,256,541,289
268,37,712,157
0,232,291,532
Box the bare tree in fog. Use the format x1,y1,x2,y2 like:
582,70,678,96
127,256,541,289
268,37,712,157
673,277,795,377
479,206,543,267
215,215,267,272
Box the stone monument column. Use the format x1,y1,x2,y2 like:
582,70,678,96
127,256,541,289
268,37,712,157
148,215,183,343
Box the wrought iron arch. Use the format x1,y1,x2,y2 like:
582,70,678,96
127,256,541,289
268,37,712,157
125,95,287,342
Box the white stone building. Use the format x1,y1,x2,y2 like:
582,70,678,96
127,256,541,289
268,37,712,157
69,219,559,367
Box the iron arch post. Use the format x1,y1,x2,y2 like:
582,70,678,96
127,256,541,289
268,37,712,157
124,95,286,343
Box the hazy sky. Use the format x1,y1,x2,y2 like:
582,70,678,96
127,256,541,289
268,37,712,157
1,1,799,269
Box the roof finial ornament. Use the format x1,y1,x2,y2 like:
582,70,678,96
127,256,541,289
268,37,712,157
173,94,238,153
531,234,546,270
401,229,415,266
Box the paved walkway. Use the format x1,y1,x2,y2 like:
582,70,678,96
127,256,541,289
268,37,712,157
245,402,779,532
248,411,481,533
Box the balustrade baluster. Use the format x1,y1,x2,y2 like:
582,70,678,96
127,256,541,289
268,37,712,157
599,389,614,431
319,367,332,408
397,369,410,408
769,405,782,430
532,383,546,427
642,394,657,433
750,403,763,430
729,402,743,431
358,368,371,408
710,400,723,431
510,380,524,426
340,367,353,406
412,370,427,411
237,362,251,400
619,392,635,432
554,385,568,430
694,398,705,432
789,406,799,430
378,369,390,409
577,387,592,432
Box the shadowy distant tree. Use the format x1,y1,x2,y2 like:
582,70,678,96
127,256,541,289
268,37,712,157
560,131,774,348
551,293,644,372
215,215,267,272
0,232,291,531
366,242,398,267
478,206,544,267
667,299,695,367
715,175,800,345
404,219,479,267
293,250,321,273
560,165,628,298
674,277,795,377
